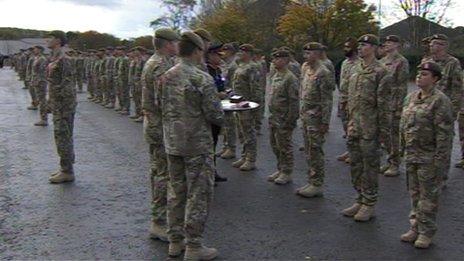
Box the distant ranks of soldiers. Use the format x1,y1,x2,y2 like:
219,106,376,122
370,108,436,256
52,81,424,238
10,44,153,125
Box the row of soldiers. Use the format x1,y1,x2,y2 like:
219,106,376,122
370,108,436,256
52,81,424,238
10,45,155,125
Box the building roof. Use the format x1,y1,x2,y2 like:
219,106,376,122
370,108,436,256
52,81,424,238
0,38,48,55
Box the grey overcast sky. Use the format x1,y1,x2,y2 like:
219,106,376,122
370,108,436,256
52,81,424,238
0,0,463,39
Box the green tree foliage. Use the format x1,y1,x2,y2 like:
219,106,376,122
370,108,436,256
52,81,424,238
277,0,378,50
67,31,120,50
132,36,154,50
195,0,284,54
150,0,197,30
0,27,48,40
398,0,454,25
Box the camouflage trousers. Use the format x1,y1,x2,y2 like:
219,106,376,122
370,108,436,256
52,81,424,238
33,81,48,121
457,112,464,159
347,136,380,206
132,83,142,116
95,78,105,101
254,102,265,133
270,126,294,174
149,143,168,226
406,162,441,238
167,153,214,247
386,109,402,167
303,120,326,186
53,111,75,173
88,76,96,97
27,81,37,106
105,79,115,104
221,111,237,151
237,110,257,162
116,83,130,111
338,101,349,135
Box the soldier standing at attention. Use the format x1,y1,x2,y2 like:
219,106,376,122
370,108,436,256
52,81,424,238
296,42,333,197
46,31,77,184
114,46,130,115
341,34,390,221
427,34,463,183
231,44,261,171
94,48,107,104
104,47,116,109
132,47,146,122
25,47,38,110
86,50,97,101
336,38,359,164
141,28,180,242
31,45,49,127
379,35,410,177
266,49,299,185
162,31,224,260
218,43,238,160
75,51,85,93
399,61,453,249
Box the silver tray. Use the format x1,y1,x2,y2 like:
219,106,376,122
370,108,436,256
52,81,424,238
221,100,260,112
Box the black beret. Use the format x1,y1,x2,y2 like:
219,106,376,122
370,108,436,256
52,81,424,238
358,34,380,46
418,61,442,78
33,45,44,51
239,44,255,53
385,35,401,43
47,30,67,45
431,34,448,42
181,31,205,50
155,28,181,41
303,42,324,51
208,42,223,53
194,28,213,42
106,46,114,51
272,49,290,58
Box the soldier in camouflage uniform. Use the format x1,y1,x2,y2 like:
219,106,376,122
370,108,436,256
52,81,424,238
266,49,299,185
379,35,410,177
336,38,359,163
231,44,262,171
162,31,224,260
19,49,28,84
94,48,106,104
25,47,38,110
399,61,453,249
86,50,97,100
128,46,145,122
104,47,116,108
31,45,49,126
75,51,85,93
425,35,464,175
218,43,238,160
45,31,77,184
141,28,179,242
252,49,267,135
341,34,391,222
426,34,463,185
114,46,130,115
295,42,333,197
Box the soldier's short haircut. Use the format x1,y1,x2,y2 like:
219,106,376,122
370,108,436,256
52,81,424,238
179,41,200,57
154,37,169,50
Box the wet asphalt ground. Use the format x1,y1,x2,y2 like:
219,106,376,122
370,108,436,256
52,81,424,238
0,66,463,260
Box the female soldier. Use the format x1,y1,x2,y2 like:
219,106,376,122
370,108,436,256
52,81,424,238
399,61,453,248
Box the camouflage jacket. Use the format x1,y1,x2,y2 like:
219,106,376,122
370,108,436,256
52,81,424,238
114,56,129,86
25,56,34,82
289,59,301,79
339,57,360,104
429,54,463,118
300,62,333,125
268,68,299,129
46,48,76,114
97,57,107,82
221,57,238,89
128,59,136,87
105,56,115,83
141,53,175,145
161,58,224,156
75,56,85,76
400,88,453,167
321,58,336,90
31,54,48,84
232,61,261,102
380,52,410,110
347,59,391,140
